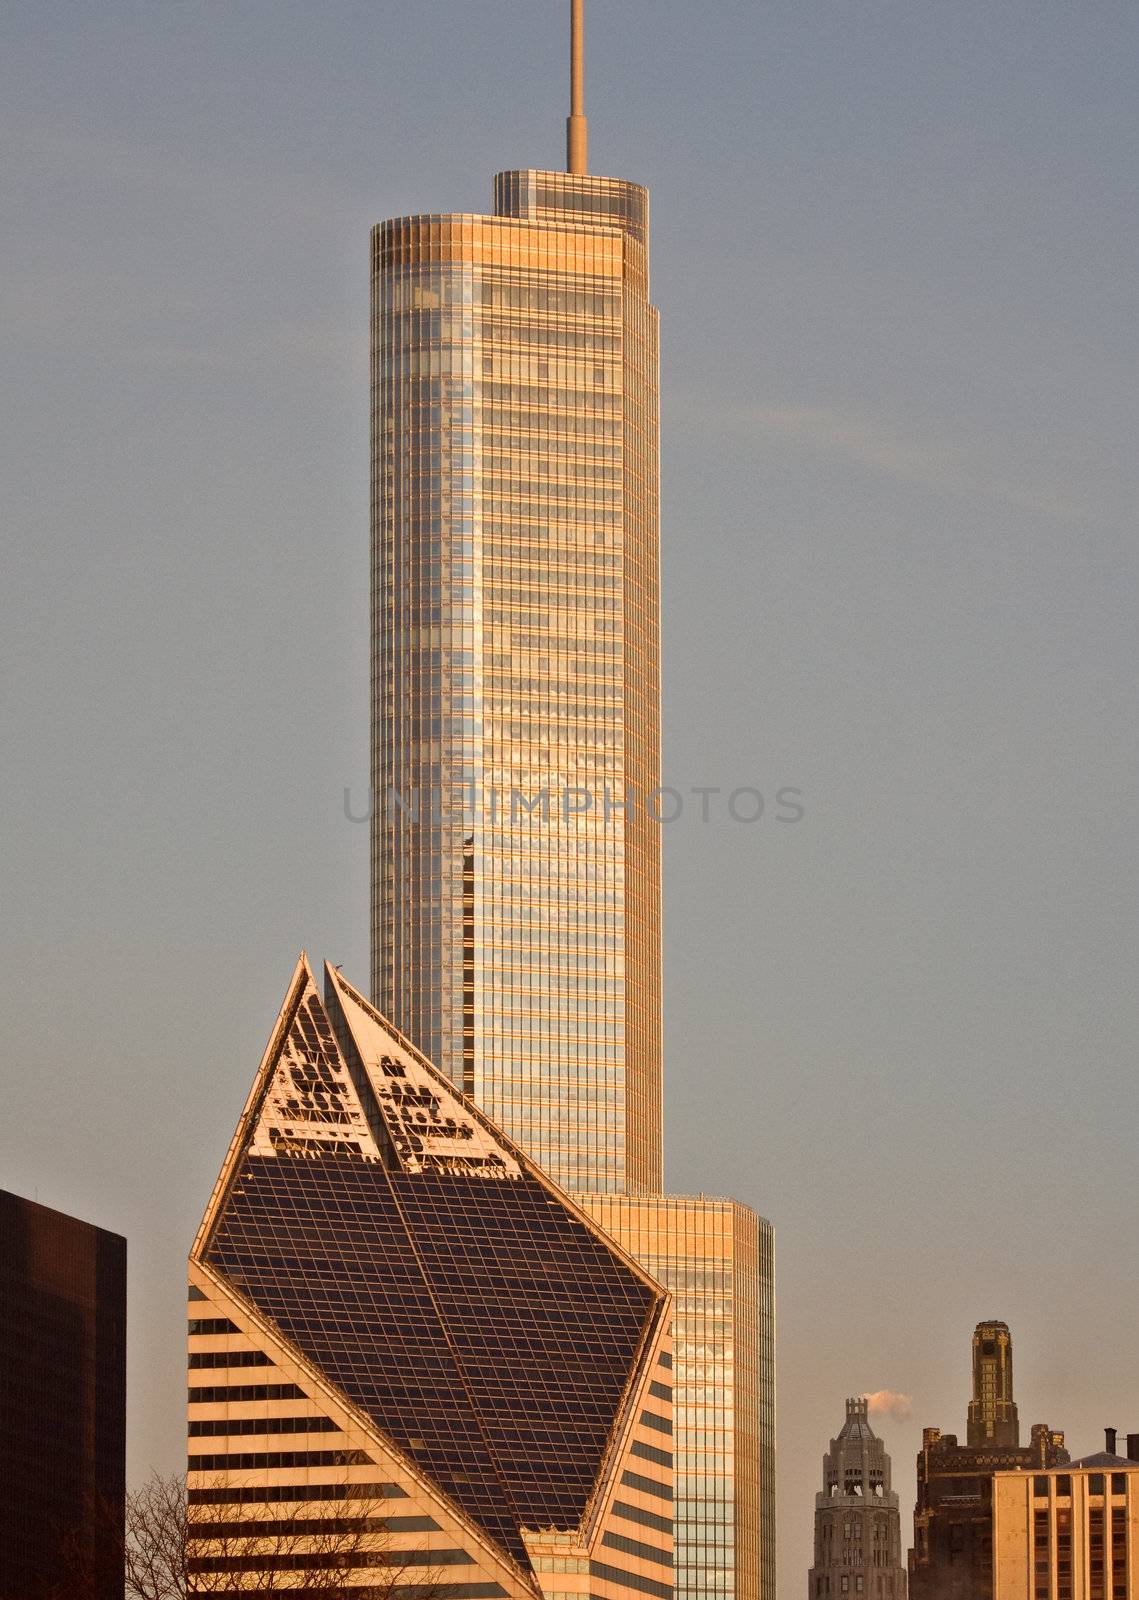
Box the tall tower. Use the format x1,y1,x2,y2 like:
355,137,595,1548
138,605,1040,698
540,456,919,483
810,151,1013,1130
371,7,775,1597
967,1319,1019,1448
371,15,661,1199
809,1398,906,1600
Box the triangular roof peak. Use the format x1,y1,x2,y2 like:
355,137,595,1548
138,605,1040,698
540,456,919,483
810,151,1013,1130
323,963,522,1179
192,953,383,1257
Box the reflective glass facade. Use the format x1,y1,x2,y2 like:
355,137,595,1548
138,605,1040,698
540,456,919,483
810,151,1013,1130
370,139,775,1600
577,1194,776,1600
372,169,661,1195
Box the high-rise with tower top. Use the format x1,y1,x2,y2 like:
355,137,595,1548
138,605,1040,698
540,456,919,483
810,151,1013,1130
370,3,775,1595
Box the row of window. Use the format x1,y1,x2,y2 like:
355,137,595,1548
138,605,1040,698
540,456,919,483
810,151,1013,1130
189,1450,371,1471
187,1512,440,1540
188,1480,407,1506
1035,1473,1132,1497
187,1547,471,1575
189,1415,339,1438
188,1382,303,1403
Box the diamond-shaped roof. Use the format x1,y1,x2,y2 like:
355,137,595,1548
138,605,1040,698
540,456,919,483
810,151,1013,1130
196,958,666,1569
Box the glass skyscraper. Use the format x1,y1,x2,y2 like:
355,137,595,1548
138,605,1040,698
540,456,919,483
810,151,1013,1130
372,166,661,1196
579,1195,776,1600
371,7,775,1596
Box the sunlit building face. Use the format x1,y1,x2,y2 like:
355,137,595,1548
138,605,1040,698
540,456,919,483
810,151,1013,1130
578,1193,777,1600
372,169,662,1196
370,42,777,1595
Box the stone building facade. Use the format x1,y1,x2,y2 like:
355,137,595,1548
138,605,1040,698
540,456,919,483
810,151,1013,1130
992,1433,1139,1600
810,1397,907,1600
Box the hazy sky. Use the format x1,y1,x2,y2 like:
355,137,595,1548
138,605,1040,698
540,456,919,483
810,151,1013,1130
2,2,1136,1593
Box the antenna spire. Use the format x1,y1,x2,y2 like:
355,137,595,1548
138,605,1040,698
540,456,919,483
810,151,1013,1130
567,0,588,174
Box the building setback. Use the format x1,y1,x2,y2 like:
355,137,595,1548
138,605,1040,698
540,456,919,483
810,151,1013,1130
189,956,674,1599
369,6,775,1594
992,1433,1139,1600
810,1399,907,1600
0,1188,126,1600
909,1321,1068,1600
578,1194,775,1600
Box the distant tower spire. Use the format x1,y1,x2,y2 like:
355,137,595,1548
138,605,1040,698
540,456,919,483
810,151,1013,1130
967,1320,1020,1448
567,0,588,174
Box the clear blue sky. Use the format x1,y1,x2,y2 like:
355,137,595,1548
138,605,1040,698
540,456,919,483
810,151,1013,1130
1,3,1136,1593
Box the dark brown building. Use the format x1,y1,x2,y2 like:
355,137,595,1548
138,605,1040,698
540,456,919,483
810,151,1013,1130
0,1190,126,1599
909,1321,1067,1600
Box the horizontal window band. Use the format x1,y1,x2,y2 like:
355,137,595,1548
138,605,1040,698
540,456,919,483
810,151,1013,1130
589,1558,674,1598
188,1383,305,1404
649,1380,672,1402
188,1450,372,1471
639,1409,672,1436
387,1589,507,1600
189,1416,339,1438
602,1530,673,1568
189,1350,271,1369
188,1482,407,1507
612,1500,673,1536
188,1513,440,1541
631,1440,672,1469
187,1548,474,1575
620,1469,673,1503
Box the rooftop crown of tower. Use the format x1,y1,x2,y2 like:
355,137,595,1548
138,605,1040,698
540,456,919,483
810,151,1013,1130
967,1319,1020,1448
811,1397,905,1599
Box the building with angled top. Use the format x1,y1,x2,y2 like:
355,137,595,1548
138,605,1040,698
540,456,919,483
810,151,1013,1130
992,1430,1139,1600
369,5,775,1596
189,954,674,1600
909,1321,1068,1600
809,1398,906,1600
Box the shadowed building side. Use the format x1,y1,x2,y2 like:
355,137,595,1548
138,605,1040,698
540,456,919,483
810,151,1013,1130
0,1190,126,1600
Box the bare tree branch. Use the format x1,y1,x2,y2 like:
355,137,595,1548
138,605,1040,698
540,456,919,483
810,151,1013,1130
113,1470,449,1598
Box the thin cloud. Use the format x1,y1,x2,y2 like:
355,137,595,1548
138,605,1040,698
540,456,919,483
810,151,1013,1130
709,399,1103,527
